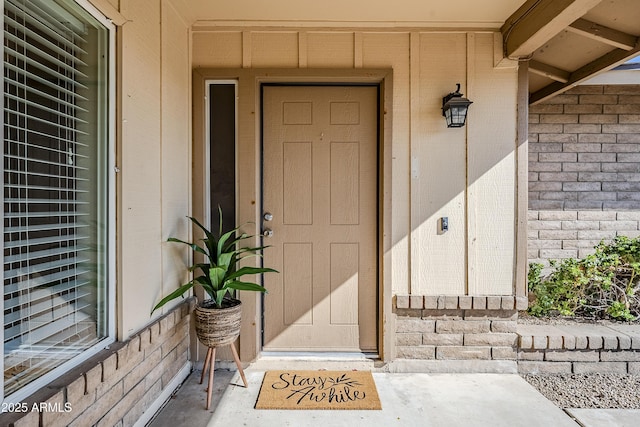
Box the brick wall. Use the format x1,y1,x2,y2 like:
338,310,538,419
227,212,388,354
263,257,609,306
517,324,640,374
395,296,527,364
529,85,640,265
394,304,640,374
1,300,193,427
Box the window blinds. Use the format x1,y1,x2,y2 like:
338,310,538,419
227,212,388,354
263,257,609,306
3,0,108,395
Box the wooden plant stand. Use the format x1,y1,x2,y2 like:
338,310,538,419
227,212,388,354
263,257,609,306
200,344,248,410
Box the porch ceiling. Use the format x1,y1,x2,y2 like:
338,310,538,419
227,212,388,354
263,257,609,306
180,0,639,104
501,0,640,104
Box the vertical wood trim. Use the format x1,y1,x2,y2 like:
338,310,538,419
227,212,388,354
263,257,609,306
242,31,251,68
466,33,476,98
186,25,197,360
515,61,529,297
115,18,124,340
354,32,363,68
191,70,207,358
159,0,165,314
298,31,308,68
465,32,475,295
408,32,420,295
236,73,259,360
381,71,393,361
186,28,193,218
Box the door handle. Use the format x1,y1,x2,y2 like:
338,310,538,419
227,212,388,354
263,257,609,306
263,212,273,221
262,228,273,238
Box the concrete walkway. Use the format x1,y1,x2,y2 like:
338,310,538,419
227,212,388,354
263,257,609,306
149,366,591,427
149,322,640,427
206,370,577,427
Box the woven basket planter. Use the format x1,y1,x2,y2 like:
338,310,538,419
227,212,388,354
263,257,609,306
194,300,242,348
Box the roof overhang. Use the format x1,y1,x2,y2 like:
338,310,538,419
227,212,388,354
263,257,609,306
500,0,640,104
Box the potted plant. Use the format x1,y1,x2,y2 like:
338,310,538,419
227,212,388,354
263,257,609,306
152,210,277,348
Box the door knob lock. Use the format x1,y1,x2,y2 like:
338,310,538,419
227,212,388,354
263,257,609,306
262,228,273,238
263,212,273,221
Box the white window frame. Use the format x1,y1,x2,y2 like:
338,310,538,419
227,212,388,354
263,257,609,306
0,0,116,404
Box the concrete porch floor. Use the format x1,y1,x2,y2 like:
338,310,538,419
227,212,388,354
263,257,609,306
148,367,235,427
147,362,640,427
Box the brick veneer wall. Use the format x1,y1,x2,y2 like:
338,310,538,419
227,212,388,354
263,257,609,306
1,300,193,427
519,348,640,375
517,324,640,375
528,85,640,265
395,296,527,362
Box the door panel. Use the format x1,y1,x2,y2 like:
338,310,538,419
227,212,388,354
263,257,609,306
283,243,313,325
262,85,378,352
282,142,313,224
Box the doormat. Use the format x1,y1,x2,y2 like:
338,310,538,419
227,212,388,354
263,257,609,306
255,370,382,410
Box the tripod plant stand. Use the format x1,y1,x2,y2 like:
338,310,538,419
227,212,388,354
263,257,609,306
200,343,248,409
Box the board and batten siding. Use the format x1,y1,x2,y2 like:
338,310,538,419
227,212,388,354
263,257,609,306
119,0,192,338
192,29,518,297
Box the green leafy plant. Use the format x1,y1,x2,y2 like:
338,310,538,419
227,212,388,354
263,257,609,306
152,210,277,312
527,236,640,321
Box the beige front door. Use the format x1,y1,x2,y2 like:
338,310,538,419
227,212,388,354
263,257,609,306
262,85,378,352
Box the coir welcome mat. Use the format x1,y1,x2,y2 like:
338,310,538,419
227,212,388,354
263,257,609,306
255,370,382,410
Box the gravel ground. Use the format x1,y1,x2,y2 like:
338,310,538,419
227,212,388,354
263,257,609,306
522,373,640,409
518,314,640,409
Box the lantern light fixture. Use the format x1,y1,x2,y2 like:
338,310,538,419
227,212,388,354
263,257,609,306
442,83,473,128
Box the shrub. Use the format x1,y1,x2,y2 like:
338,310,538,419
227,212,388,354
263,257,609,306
528,236,640,321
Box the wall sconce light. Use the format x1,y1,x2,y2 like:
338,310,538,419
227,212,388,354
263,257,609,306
442,83,473,128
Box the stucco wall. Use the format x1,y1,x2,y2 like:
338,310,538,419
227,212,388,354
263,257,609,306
528,85,640,266
192,29,519,297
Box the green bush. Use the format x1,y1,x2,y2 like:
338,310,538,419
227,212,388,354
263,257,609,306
528,236,640,321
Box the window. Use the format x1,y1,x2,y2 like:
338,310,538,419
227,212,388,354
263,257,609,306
2,0,114,400
207,81,237,232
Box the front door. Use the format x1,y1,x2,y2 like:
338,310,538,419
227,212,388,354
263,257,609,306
262,85,378,352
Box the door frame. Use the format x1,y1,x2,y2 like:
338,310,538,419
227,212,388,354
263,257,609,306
192,68,394,362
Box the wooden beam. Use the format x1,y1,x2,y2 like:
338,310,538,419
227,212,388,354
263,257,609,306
530,43,640,104
501,0,602,58
529,59,570,83
567,18,636,50
494,32,518,68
